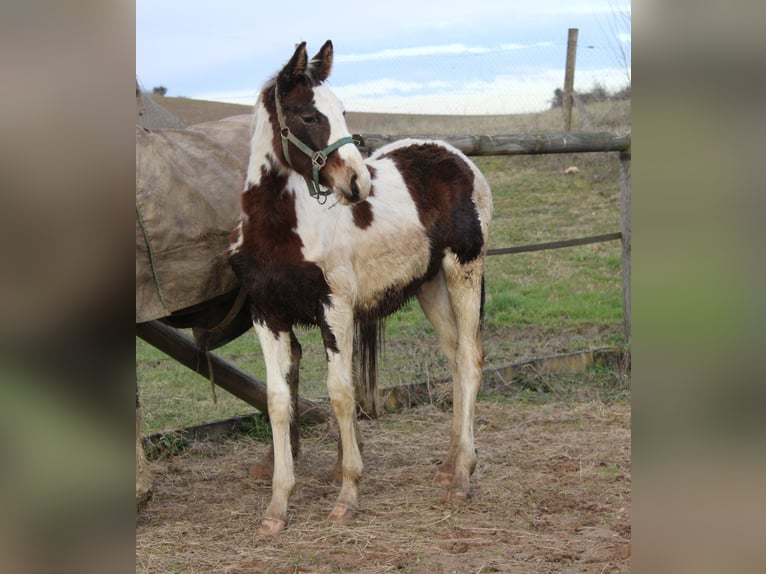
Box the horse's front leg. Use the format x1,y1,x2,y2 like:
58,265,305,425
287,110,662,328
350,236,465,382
254,323,298,535
322,302,363,522
249,330,302,480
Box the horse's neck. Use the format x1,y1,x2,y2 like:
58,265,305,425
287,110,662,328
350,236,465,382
243,97,342,258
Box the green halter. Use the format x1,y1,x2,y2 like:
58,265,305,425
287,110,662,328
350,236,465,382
274,85,356,204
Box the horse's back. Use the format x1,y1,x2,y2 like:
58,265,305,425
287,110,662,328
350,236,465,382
368,138,492,223
367,138,492,260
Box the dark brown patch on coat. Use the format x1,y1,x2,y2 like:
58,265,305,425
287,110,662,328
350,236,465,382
350,165,378,229
353,145,485,322
262,78,341,188
352,200,374,229
237,165,300,261
229,163,334,339
380,143,484,265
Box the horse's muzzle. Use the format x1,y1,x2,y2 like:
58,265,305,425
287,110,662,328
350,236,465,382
337,167,370,205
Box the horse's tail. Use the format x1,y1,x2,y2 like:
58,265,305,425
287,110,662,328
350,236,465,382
353,318,384,419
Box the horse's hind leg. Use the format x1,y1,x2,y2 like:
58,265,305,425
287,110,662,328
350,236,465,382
416,274,460,485
440,255,485,500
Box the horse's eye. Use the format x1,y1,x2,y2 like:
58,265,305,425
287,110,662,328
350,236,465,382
301,114,318,125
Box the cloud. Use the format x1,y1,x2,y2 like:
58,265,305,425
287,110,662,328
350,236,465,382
198,60,629,115
335,67,628,115
338,73,558,115
201,62,629,115
334,79,451,99
336,43,492,63
333,79,424,98
500,41,555,51
191,90,259,107
336,41,562,64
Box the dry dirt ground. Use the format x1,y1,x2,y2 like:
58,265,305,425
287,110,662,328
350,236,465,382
136,388,630,574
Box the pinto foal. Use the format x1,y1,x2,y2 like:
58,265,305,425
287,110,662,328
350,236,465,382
229,40,492,534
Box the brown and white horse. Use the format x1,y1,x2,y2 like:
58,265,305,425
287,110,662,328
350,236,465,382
229,40,493,534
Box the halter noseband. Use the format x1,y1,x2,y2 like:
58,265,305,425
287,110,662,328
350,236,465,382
274,85,356,204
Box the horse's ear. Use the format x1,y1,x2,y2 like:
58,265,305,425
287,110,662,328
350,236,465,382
278,41,309,86
309,40,333,83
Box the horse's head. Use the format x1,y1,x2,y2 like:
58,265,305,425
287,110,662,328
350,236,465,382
266,40,371,205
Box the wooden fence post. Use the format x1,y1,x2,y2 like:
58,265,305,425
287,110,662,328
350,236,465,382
563,28,579,131
619,148,631,342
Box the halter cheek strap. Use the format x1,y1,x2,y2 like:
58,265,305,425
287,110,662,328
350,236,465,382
274,85,356,204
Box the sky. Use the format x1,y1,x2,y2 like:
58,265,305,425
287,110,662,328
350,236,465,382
136,1,630,115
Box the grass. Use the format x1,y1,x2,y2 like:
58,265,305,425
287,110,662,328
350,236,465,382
345,99,630,136
137,97,629,434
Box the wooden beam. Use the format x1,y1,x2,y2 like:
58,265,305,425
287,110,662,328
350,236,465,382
487,232,621,257
563,28,579,131
136,320,327,425
619,149,631,342
358,132,630,156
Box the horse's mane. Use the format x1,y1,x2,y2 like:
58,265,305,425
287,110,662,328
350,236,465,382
262,64,327,94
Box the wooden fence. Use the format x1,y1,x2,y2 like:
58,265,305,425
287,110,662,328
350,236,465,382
358,131,632,340
138,130,631,425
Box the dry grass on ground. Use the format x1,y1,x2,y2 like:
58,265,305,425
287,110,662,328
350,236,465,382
147,95,629,135
136,388,630,574
150,95,252,125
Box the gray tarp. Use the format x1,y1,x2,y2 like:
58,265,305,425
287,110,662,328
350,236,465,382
136,115,252,322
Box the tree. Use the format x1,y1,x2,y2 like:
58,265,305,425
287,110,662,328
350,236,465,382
601,1,631,84
152,86,168,96
550,88,564,109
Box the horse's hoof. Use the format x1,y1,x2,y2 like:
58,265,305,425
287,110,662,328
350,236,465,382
249,462,273,480
328,505,356,523
257,517,287,535
445,487,471,503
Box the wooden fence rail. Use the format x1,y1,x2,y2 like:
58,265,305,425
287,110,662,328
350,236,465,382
358,131,631,341
138,130,631,428
487,232,622,257
350,130,632,415
136,320,327,424
357,132,630,156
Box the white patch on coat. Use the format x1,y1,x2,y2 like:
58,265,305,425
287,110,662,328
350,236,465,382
312,86,371,193
292,154,430,313
228,216,246,255
245,97,279,188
